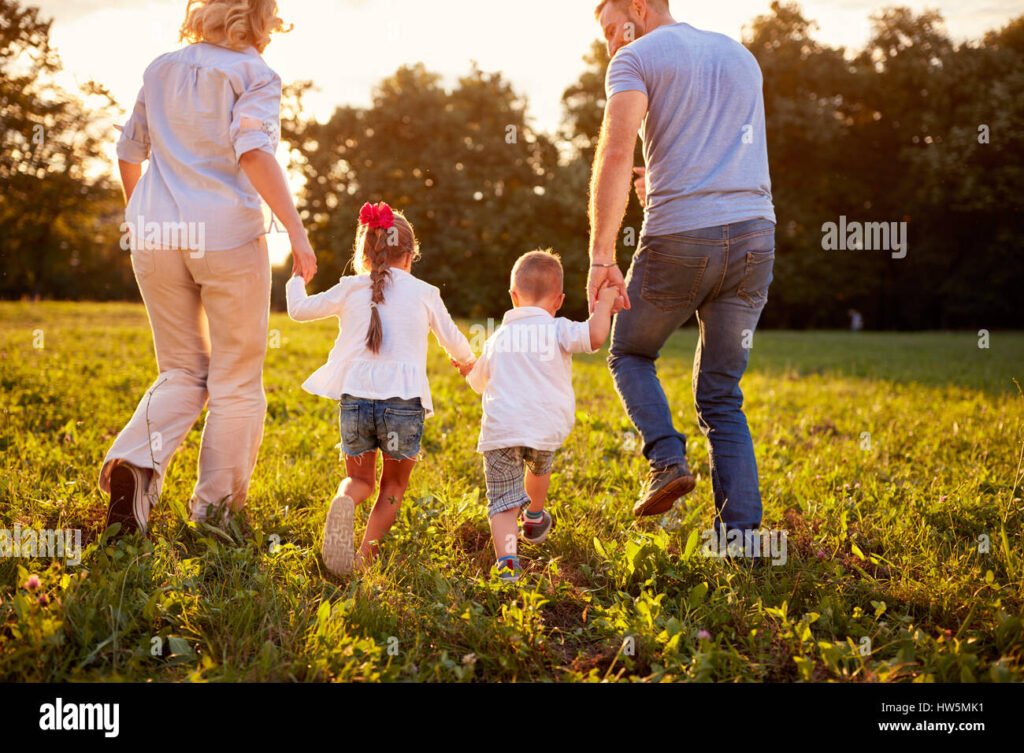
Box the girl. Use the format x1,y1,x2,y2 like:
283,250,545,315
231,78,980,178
101,0,317,537
287,202,475,576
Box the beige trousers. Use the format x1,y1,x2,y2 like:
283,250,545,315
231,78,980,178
99,236,271,522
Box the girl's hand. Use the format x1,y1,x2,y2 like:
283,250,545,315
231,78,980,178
290,230,317,283
450,358,476,377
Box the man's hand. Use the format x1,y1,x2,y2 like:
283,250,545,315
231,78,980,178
633,166,647,207
588,264,631,314
290,230,317,283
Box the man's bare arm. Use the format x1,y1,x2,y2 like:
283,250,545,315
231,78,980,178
588,90,648,264
586,89,648,311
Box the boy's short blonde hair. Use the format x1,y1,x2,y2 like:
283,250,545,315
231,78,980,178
511,249,564,302
180,0,290,53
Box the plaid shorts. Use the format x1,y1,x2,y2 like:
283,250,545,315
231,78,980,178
483,446,556,518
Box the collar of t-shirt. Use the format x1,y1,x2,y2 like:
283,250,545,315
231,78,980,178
502,306,553,324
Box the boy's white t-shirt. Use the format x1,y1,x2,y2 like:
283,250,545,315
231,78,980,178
467,306,597,453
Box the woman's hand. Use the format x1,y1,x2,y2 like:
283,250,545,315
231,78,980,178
290,230,317,283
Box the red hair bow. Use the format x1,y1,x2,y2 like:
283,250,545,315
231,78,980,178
359,202,395,230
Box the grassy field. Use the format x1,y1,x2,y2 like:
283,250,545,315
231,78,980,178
1,301,1022,682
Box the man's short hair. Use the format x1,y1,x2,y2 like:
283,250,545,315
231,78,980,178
595,0,668,18
511,249,564,301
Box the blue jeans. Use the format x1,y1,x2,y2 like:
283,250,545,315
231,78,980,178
608,218,775,533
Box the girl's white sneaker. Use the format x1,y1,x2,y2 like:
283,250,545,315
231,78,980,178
322,496,355,577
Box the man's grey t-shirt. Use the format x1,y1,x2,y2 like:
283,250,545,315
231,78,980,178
606,23,775,236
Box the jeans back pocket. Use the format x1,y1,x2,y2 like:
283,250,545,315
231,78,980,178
736,249,775,308
382,406,425,459
640,246,712,312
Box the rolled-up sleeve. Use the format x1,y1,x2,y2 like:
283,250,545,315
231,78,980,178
116,87,150,164
230,72,282,161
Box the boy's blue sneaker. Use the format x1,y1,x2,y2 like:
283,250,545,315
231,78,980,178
521,510,554,544
495,555,521,583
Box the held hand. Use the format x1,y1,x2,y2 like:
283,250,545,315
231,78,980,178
633,166,647,207
450,357,476,377
290,231,318,284
597,283,619,309
588,263,631,314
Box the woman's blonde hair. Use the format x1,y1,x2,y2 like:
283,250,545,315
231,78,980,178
353,207,420,355
180,0,290,53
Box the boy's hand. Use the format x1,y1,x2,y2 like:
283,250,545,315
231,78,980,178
597,283,619,310
587,264,631,314
450,357,476,377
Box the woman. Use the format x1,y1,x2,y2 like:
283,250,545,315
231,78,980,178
99,0,316,536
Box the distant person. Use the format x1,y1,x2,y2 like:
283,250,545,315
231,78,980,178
100,0,317,537
463,250,623,582
587,0,776,540
287,203,475,576
848,309,864,332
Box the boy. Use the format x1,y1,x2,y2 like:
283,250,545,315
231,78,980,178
465,249,622,582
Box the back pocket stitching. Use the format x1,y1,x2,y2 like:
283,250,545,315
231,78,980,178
737,251,774,307
641,251,709,312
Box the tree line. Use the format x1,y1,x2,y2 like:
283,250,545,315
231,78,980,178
1,0,1022,329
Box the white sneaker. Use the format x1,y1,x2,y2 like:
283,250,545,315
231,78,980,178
322,496,355,577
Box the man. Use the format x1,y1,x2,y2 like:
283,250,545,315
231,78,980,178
588,0,776,536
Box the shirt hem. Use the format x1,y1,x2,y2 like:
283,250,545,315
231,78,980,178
301,382,435,419
642,208,776,238
477,439,564,454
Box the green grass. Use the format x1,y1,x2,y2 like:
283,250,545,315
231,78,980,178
1,301,1022,682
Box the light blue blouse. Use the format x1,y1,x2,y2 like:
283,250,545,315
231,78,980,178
117,42,282,253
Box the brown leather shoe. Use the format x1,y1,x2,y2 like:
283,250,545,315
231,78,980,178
633,462,696,517
105,462,155,538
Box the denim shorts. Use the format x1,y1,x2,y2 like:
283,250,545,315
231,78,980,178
339,394,425,461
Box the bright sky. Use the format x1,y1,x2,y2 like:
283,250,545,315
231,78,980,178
36,0,1020,132
29,0,1021,265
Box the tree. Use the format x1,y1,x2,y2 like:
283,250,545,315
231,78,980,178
0,0,130,300
285,63,560,317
